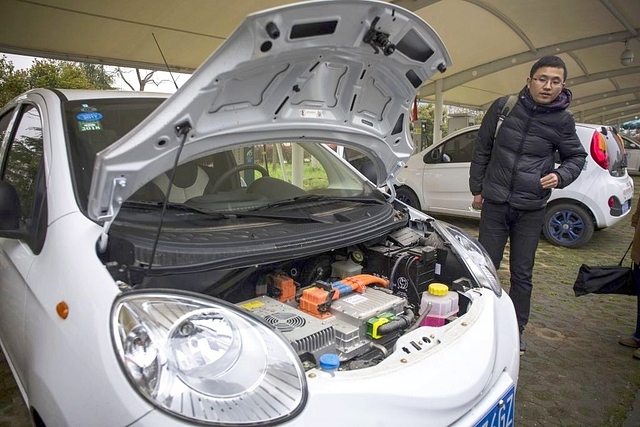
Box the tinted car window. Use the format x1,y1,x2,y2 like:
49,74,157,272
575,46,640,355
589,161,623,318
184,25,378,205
342,146,377,182
441,130,477,163
2,105,43,223
623,137,640,150
65,98,165,211
0,109,14,148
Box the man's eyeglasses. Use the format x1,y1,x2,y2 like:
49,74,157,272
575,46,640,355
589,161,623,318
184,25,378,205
531,77,564,88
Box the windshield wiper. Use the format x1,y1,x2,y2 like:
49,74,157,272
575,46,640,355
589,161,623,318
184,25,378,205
250,194,385,211
232,210,336,223
122,200,333,223
121,200,228,219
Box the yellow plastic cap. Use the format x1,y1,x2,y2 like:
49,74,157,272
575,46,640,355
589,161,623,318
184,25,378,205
428,283,449,296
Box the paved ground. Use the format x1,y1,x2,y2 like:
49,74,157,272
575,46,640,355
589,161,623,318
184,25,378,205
2,177,640,426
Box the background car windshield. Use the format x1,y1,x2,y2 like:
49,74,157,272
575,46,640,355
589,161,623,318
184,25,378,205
65,98,165,212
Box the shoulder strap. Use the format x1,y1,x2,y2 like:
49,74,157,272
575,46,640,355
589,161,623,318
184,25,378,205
619,240,634,266
494,95,518,140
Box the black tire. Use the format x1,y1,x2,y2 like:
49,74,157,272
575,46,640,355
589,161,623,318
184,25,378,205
395,186,421,210
542,203,594,248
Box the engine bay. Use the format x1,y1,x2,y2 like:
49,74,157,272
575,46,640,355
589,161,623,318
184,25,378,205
106,222,477,372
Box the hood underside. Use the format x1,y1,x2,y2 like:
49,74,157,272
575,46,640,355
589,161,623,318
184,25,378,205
88,0,450,222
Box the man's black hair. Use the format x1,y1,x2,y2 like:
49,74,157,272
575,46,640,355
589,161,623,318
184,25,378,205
530,56,567,81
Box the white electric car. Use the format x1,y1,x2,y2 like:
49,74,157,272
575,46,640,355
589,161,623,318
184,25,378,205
396,123,634,248
0,1,519,426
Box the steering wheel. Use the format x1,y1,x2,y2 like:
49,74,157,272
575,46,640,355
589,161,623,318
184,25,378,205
209,163,269,193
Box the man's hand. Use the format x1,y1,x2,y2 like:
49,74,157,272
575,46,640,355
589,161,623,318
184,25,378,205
471,194,484,210
540,173,559,189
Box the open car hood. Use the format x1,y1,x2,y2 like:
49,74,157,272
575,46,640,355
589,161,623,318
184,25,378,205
88,0,450,222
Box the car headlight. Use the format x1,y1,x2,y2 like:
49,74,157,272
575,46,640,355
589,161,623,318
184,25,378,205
112,291,307,425
437,223,502,297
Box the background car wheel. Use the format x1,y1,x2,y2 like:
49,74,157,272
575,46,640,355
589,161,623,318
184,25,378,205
543,203,594,248
395,186,421,210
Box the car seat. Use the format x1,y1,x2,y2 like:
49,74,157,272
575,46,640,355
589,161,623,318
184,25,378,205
132,152,242,203
153,162,211,203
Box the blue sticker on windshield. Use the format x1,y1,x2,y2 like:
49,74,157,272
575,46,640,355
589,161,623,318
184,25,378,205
77,112,103,121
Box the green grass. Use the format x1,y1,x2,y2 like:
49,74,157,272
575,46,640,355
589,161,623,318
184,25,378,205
265,162,329,190
598,368,640,427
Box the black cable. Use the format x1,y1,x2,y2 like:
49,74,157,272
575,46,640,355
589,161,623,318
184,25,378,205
390,252,411,293
146,124,191,275
404,255,423,305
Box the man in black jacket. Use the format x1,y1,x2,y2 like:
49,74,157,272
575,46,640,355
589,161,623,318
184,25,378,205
469,56,587,354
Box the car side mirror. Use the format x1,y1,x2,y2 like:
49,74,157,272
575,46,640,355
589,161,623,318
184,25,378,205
0,180,28,239
424,148,441,164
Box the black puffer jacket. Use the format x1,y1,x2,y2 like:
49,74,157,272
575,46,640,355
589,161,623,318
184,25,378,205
469,86,586,211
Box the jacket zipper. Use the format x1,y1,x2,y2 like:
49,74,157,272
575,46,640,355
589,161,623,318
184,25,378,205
507,105,537,202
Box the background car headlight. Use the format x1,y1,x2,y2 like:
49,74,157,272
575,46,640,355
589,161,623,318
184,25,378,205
437,223,502,297
112,291,307,425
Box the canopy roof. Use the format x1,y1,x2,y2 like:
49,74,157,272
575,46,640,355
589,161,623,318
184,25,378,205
1,0,639,124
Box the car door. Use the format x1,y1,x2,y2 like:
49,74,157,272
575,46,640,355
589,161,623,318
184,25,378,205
0,103,46,392
421,129,478,216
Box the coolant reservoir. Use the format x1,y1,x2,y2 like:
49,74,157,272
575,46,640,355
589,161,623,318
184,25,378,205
419,283,459,327
331,259,363,279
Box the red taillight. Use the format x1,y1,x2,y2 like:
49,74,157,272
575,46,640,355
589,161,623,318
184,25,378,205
608,196,615,208
590,131,609,169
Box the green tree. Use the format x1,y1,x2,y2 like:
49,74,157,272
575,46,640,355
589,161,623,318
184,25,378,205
80,63,115,90
416,102,449,148
0,56,29,107
0,56,116,108
28,59,115,90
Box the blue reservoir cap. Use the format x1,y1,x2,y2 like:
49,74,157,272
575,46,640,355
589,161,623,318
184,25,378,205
319,353,340,371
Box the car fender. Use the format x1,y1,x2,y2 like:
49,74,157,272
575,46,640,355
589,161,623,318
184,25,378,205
23,213,151,426
396,158,428,207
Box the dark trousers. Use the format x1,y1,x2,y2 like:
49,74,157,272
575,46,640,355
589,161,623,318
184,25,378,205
478,201,546,333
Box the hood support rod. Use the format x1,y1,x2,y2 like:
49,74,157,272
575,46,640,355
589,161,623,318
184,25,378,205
146,122,192,273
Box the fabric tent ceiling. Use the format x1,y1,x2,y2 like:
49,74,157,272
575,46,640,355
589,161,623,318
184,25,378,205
1,0,639,125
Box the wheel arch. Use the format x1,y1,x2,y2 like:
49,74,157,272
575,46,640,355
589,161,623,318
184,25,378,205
546,197,598,229
393,184,422,210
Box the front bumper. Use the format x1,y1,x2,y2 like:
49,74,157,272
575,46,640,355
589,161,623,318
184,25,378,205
131,288,519,427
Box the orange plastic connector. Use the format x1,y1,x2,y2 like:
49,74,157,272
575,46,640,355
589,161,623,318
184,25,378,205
274,274,296,302
298,275,389,319
299,287,337,319
339,274,389,293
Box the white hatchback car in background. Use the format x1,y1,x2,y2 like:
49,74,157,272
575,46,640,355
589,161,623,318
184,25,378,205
0,1,519,426
622,134,640,175
396,123,634,248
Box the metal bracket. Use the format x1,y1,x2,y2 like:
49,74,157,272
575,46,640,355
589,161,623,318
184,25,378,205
363,17,396,56
96,177,127,251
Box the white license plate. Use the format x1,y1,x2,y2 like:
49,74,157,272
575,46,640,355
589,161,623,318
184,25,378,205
623,199,631,215
473,385,515,427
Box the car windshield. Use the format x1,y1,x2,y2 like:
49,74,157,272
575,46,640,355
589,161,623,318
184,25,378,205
123,141,378,219
65,97,166,212
64,97,378,219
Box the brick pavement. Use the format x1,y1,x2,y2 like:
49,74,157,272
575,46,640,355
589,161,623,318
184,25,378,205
1,177,640,426
447,175,640,427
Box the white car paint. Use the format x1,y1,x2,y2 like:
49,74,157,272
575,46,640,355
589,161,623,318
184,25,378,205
622,134,640,175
